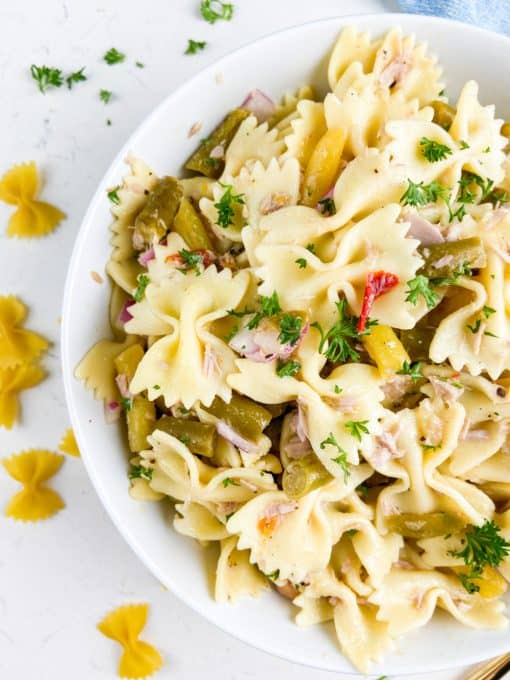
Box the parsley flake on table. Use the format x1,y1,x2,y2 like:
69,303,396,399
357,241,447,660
214,182,245,228
103,47,126,65
451,519,510,593
135,61,145,68
200,0,234,24
99,89,112,104
65,67,87,89
30,64,63,93
276,358,301,378
419,137,453,162
320,433,350,482
405,275,440,309
344,420,369,442
185,39,207,55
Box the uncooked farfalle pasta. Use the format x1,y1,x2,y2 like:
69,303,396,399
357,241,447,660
77,26,510,671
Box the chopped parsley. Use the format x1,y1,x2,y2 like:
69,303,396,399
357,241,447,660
344,420,369,442
334,384,342,394
200,0,234,23
120,397,132,412
419,137,453,162
320,433,350,482
135,61,145,68
451,520,510,593
133,273,150,302
405,275,440,309
460,171,495,203
107,187,120,205
305,243,316,253
99,89,112,104
179,435,191,445
65,67,87,89
459,140,470,149
224,324,239,342
104,48,126,65
128,465,152,481
227,306,255,318
346,529,358,537
247,291,281,329
356,483,369,497
400,179,450,207
483,305,496,318
312,299,363,363
276,358,301,378
177,248,204,276
278,314,303,346
185,39,207,55
295,258,307,268
222,477,240,487
265,569,280,580
30,64,63,93
214,182,245,228
153,384,160,390
466,319,481,334
318,197,336,215
397,360,422,382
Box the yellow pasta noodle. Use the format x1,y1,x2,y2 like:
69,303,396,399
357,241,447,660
0,161,65,238
58,428,80,457
0,363,45,429
2,450,64,521
0,295,49,370
97,603,163,679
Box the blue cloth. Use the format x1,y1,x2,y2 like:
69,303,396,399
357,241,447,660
398,0,510,36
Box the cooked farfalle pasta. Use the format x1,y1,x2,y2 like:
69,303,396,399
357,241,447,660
0,161,65,238
77,25,510,672
2,450,65,521
97,603,163,679
58,428,80,458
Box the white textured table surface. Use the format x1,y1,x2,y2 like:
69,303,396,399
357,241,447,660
0,0,477,678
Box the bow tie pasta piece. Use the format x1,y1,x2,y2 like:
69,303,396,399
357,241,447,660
0,161,65,238
0,296,49,370
58,428,80,457
75,336,139,406
369,567,507,637
226,489,334,583
0,363,45,429
325,66,432,158
2,450,64,521
143,429,276,504
174,501,230,541
268,85,315,130
97,603,163,680
199,158,300,242
281,100,327,169
129,267,250,408
255,204,424,329
108,155,159,264
220,115,285,179
215,535,271,603
295,569,394,673
327,25,381,90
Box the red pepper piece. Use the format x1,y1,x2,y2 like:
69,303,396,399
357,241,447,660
357,270,399,332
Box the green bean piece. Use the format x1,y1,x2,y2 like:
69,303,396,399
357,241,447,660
263,403,289,418
400,323,437,361
185,108,250,179
127,397,156,452
133,176,183,248
156,416,216,457
114,343,144,382
282,455,332,499
173,197,212,250
420,237,486,280
431,100,456,130
386,512,465,539
204,393,272,442
501,122,510,153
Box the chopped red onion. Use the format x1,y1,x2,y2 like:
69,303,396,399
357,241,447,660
105,400,121,423
216,420,257,453
240,89,276,123
115,374,133,399
405,213,444,245
118,300,135,324
138,247,155,267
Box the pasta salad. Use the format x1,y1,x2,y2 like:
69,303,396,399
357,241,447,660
77,26,510,672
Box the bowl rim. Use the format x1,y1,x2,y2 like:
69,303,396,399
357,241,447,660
62,11,510,675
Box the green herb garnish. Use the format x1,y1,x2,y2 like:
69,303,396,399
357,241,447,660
483,305,496,318
222,477,240,487
405,275,440,309
295,258,307,268
177,248,204,276
311,299,361,363
107,187,120,205
400,179,450,207
133,273,150,302
466,319,481,334
344,420,369,442
320,433,350,482
65,67,86,89
318,197,336,215
200,0,234,23
419,137,453,162
214,182,245,228
278,314,303,346
128,464,152,481
99,89,112,104
397,360,423,382
265,569,280,580
104,48,125,65
120,397,132,412
185,39,207,55
276,358,301,378
30,65,63,93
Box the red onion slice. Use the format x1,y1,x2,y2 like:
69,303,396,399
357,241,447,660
240,89,276,123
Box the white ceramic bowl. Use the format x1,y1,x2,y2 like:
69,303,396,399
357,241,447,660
62,13,510,675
